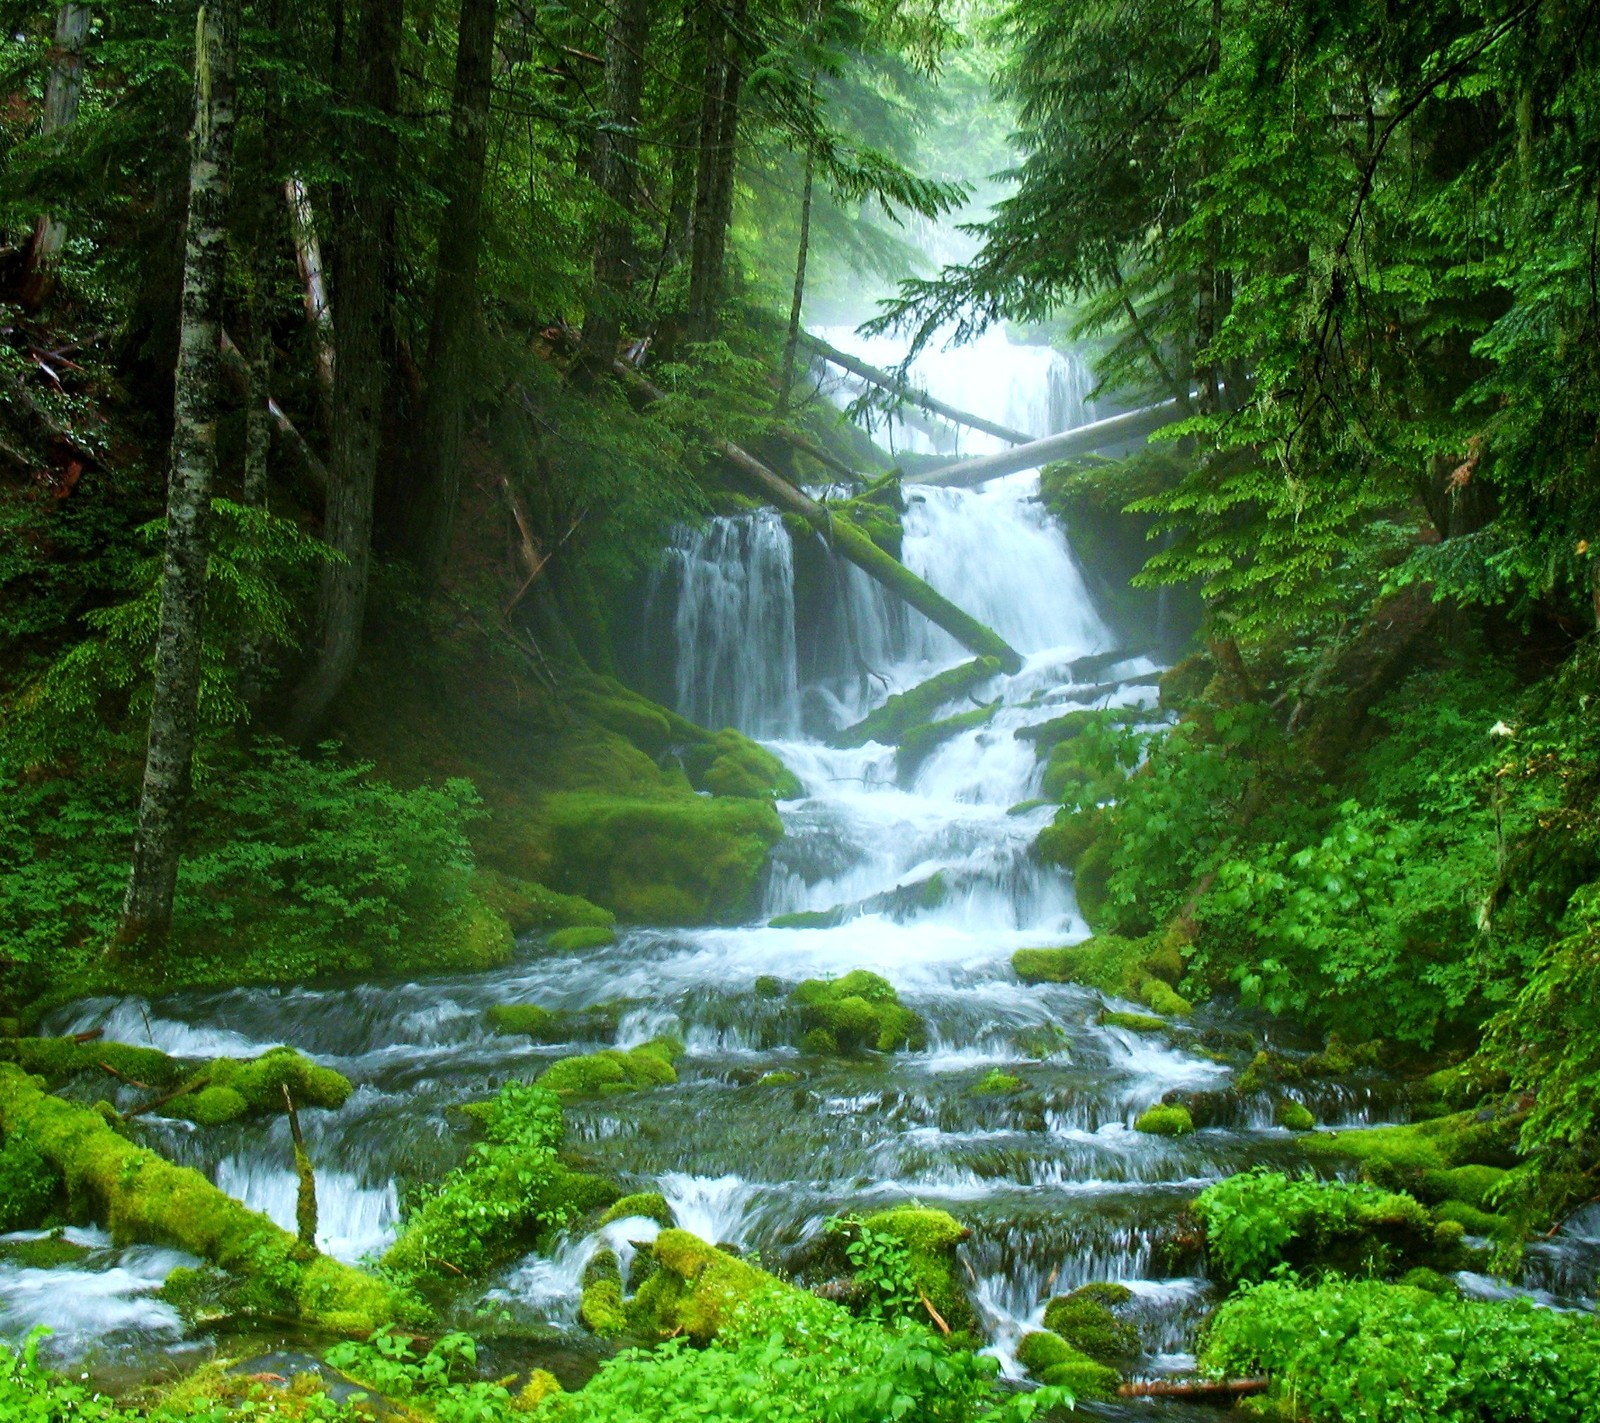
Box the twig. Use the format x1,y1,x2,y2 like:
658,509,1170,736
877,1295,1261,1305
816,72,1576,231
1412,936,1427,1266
97,1062,152,1091
918,1289,950,1335
127,1075,207,1119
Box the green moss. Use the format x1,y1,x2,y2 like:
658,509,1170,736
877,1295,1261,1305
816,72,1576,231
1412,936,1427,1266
598,1192,674,1227
1014,1023,1072,1059
971,1069,1025,1095
679,729,803,800
1100,1010,1167,1033
768,909,836,929
1302,1111,1519,1175
515,791,783,924
538,1040,680,1096
1396,1266,1460,1295
1134,1103,1195,1136
831,659,1004,749
647,1229,776,1344
1432,1199,1509,1237
168,1048,352,1127
1138,978,1193,1016
1277,1100,1317,1132
0,1229,89,1269
473,869,614,935
1042,1284,1140,1366
403,891,515,974
1033,806,1105,871
859,1207,976,1333
0,1062,410,1333
0,1037,188,1090
547,924,618,952
0,1129,60,1232
754,976,786,997
791,971,926,1054
1013,933,1185,1003
580,1249,628,1337
488,1002,624,1043
1015,706,1146,758
1016,1331,1121,1400
1419,1164,1507,1211
758,1070,801,1085
896,701,1000,781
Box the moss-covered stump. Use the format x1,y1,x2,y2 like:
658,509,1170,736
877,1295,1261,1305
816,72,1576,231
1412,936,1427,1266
858,1207,978,1334
381,1080,616,1293
896,701,1000,782
831,658,1004,749
1042,1282,1140,1366
1014,934,1191,1017
1015,1329,1120,1400
791,971,926,1054
1134,1103,1195,1136
487,1002,625,1043
537,1039,681,1096
512,791,783,924
0,1063,410,1333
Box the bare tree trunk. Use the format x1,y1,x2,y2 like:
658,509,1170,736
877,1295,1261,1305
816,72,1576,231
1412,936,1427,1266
236,236,275,713
284,176,336,426
120,0,240,945
776,147,814,414
687,0,744,341
579,0,648,378
17,3,92,309
285,0,400,742
403,0,497,586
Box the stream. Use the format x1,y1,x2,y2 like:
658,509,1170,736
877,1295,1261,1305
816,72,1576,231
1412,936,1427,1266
5,331,1597,1410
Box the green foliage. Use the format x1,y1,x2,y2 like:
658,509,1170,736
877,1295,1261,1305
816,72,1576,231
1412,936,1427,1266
1194,1171,1436,1284
827,1215,922,1322
0,1129,59,1232
326,1330,517,1423
1202,1277,1600,1423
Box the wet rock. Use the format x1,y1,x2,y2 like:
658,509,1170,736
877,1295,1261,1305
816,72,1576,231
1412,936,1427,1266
1164,1088,1233,1129
1277,1099,1316,1132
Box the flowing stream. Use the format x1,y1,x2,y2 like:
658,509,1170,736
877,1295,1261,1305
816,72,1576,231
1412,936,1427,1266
5,330,1596,1406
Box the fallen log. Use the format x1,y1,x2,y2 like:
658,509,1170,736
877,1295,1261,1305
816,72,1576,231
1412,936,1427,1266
802,331,1033,447
1118,1376,1269,1399
912,401,1184,488
832,658,1002,749
612,362,1023,674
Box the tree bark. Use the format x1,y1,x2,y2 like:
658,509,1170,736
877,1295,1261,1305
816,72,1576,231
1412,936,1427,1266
579,0,648,378
120,0,240,944
284,175,336,427
776,148,814,415
686,0,744,341
237,240,274,713
403,0,497,586
17,3,92,309
285,0,401,742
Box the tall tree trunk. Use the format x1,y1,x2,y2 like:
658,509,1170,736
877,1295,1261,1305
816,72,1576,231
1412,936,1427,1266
687,0,744,341
120,0,240,944
1194,0,1222,416
286,0,400,742
776,147,814,414
17,3,92,309
579,0,649,379
284,175,336,427
403,0,497,585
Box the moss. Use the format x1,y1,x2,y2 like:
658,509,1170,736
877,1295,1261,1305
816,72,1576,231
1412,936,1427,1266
186,1085,250,1127
768,909,836,929
1419,1164,1507,1211
514,791,783,924
971,1069,1025,1095
538,1040,680,1096
831,658,1003,749
0,1036,188,1090
895,701,1000,781
758,1070,801,1085
1396,1266,1460,1295
1277,1100,1317,1132
647,1229,777,1344
580,1249,628,1337
170,1048,353,1127
598,1192,674,1227
1134,1103,1194,1136
1015,1331,1121,1400
754,976,786,997
1034,806,1105,871
679,728,803,801
0,1229,89,1269
1013,932,1185,1004
0,1062,411,1333
1014,1023,1071,1059
516,1370,563,1409
859,1207,976,1333
489,1002,626,1043
1100,1010,1167,1033
1433,1199,1510,1237
0,1129,61,1232
1139,978,1193,1016
1042,1284,1140,1365
547,924,618,953
1015,706,1147,759
1302,1111,1520,1175
402,891,516,974
791,971,925,1054
473,868,614,935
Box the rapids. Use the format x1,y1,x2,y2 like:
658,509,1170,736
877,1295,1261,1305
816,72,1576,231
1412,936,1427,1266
3,327,1592,1410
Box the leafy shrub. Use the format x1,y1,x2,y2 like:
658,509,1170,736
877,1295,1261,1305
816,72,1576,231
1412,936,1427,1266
1202,1276,1600,1422
0,1130,60,1232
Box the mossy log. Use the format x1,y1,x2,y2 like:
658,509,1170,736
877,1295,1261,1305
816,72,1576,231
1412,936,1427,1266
832,658,1002,749
610,362,1021,673
0,1063,410,1333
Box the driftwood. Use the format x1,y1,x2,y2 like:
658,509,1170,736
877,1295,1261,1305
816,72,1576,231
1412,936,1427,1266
1118,1377,1269,1399
803,332,1033,447
612,361,1023,674
913,400,1184,488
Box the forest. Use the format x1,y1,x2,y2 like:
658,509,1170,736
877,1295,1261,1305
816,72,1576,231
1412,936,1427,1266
0,0,1598,1418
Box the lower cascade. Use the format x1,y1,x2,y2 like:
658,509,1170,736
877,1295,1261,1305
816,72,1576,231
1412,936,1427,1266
4,344,1598,1417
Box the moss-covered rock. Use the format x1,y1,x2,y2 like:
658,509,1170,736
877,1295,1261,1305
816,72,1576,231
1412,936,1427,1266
1015,933,1190,1016
0,1228,90,1269
1302,1110,1521,1176
1139,979,1192,1016
1277,1099,1316,1132
896,701,1000,782
858,1207,976,1334
547,924,618,953
517,1370,563,1409
1134,1103,1195,1136
579,1248,628,1337
473,869,614,935
831,658,1003,749
1014,1023,1072,1059
1015,1329,1121,1400
538,1039,681,1096
1042,1282,1140,1366
757,1070,801,1085
791,971,925,1054
679,729,803,801
1100,1010,1167,1033
637,1229,777,1344
971,1068,1025,1095
487,1002,625,1043
598,1192,674,1228
0,1062,411,1333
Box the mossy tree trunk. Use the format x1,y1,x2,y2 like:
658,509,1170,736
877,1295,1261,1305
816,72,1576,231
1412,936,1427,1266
403,0,497,586
286,0,401,741
120,0,240,944
16,2,91,310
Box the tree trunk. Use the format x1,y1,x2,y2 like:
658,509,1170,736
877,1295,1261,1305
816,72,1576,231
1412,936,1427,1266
284,175,336,427
17,3,92,309
403,0,497,586
579,0,648,378
285,0,401,742
686,0,744,341
120,0,240,944
776,148,814,415
237,239,274,713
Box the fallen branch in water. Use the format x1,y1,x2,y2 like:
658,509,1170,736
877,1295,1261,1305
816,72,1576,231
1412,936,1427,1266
1118,1377,1269,1399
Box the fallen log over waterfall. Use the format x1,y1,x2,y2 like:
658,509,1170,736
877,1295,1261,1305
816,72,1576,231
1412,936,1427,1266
611,362,1024,674
801,332,1035,447
912,400,1184,488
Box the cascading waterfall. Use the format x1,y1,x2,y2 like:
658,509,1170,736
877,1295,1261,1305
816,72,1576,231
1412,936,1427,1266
7,328,1594,1406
